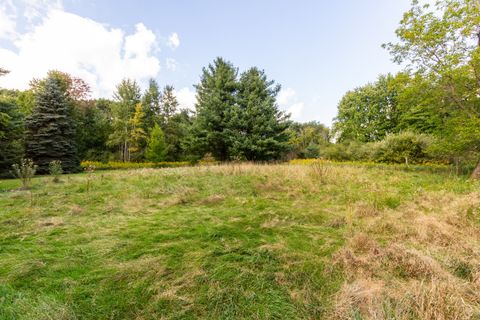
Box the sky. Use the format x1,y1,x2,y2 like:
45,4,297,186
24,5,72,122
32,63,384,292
0,0,412,126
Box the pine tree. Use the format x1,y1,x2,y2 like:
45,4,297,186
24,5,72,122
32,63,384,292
142,79,161,131
25,76,79,173
232,67,291,160
160,85,179,126
145,124,167,162
193,57,238,161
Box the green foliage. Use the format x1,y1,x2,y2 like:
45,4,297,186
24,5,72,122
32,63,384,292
129,103,148,161
80,160,190,170
11,158,37,189
108,79,141,162
74,99,113,162
193,57,238,161
370,131,433,165
393,73,446,134
288,121,330,158
333,74,399,143
141,79,161,131
322,141,371,162
231,67,291,161
145,124,167,162
193,58,291,161
164,109,192,161
48,160,63,183
160,85,179,125
25,75,79,174
0,92,24,178
384,0,480,175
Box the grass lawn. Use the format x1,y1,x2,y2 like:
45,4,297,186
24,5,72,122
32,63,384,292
0,162,479,319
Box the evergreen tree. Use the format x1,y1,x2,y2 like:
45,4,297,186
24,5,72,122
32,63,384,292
160,85,179,125
193,57,238,161
0,92,24,177
145,124,167,162
232,67,291,160
142,79,161,131
25,76,79,173
164,109,192,161
74,100,113,162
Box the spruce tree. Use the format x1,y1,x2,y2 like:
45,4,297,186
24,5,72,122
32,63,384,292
232,67,291,160
193,57,238,161
142,79,161,131
25,76,79,173
160,85,179,125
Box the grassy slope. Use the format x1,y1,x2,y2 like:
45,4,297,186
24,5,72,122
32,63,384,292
0,163,479,319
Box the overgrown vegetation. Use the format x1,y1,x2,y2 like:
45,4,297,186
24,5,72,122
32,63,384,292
49,160,63,183
1,163,479,319
10,158,37,189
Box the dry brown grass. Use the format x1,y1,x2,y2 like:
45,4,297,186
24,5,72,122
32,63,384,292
332,190,480,319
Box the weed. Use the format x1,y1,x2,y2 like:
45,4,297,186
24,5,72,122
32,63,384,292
11,158,37,189
49,160,63,183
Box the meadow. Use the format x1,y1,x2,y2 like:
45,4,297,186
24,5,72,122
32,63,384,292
0,162,480,319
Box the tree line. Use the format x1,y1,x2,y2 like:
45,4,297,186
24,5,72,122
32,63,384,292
2,0,479,178
0,58,329,177
331,0,480,177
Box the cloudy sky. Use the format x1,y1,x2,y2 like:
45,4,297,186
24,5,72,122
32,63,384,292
0,0,412,125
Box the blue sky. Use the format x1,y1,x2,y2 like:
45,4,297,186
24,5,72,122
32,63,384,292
0,0,411,125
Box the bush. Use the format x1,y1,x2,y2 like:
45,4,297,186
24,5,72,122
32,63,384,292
49,160,63,182
322,141,371,162
80,161,191,171
370,131,433,164
11,159,37,189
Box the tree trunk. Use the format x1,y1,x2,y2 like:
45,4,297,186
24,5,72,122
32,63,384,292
471,161,480,179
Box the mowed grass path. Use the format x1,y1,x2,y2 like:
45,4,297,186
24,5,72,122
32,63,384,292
0,163,479,319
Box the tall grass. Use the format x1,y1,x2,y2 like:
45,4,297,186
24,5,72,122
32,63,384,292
0,162,479,319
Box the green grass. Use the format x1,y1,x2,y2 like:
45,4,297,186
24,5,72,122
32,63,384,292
0,163,479,319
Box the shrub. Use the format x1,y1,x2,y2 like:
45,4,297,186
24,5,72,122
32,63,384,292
49,160,63,183
322,141,371,162
80,161,191,171
370,131,433,165
11,158,37,189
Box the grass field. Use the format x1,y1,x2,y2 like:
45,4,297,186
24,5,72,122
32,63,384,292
1,162,480,319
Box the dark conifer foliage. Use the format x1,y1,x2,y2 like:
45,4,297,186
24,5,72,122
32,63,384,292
25,76,79,173
193,57,238,161
0,95,24,178
232,67,291,160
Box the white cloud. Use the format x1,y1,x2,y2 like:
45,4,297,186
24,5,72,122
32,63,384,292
0,5,161,97
22,0,63,22
277,87,296,106
286,102,304,120
277,87,304,120
175,87,196,111
167,32,180,49
0,0,17,40
165,58,177,71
